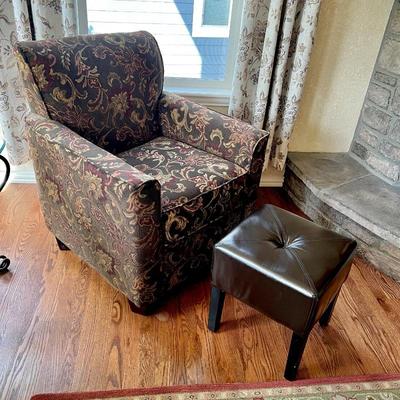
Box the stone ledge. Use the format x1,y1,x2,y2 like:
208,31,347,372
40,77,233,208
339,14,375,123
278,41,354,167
284,152,400,281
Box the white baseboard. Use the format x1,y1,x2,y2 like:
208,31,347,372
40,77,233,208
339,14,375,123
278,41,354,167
9,162,36,184
9,162,285,187
259,165,284,187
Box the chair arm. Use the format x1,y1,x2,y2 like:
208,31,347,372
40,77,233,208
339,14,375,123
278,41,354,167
158,92,269,170
27,114,162,308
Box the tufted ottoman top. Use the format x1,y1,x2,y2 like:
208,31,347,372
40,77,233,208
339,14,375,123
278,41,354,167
212,205,357,334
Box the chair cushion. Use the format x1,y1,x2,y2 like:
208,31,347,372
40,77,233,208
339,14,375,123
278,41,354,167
18,31,164,153
212,205,358,334
118,137,247,242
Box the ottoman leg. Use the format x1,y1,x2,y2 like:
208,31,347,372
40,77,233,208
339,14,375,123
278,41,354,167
208,287,225,332
284,331,310,381
56,237,69,251
320,292,340,327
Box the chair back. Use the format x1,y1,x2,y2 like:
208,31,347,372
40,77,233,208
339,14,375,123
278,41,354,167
18,31,164,152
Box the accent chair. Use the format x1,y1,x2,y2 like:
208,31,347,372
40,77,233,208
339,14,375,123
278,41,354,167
17,31,269,313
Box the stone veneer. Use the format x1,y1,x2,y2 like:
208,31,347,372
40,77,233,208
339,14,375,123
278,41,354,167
284,153,400,281
351,0,400,186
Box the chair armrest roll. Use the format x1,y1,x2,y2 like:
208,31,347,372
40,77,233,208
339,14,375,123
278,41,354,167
158,92,269,171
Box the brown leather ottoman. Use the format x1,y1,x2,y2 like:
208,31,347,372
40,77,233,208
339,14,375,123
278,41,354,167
208,205,357,380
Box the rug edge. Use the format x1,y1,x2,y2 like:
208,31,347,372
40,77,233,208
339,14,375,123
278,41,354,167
31,373,400,400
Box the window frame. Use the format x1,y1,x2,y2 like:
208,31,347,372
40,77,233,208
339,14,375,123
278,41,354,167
74,0,244,106
192,0,233,38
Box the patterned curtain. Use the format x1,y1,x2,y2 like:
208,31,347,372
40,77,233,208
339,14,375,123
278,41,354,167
229,0,321,171
0,0,76,165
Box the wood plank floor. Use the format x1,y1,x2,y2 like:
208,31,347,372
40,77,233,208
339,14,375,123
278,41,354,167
0,184,400,400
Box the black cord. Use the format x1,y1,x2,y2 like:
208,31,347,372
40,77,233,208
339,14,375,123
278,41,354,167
0,148,11,272
0,154,10,192
0,256,10,273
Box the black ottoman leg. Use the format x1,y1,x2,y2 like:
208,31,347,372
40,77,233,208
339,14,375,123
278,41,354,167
208,287,225,332
56,237,69,251
320,292,339,327
284,331,310,381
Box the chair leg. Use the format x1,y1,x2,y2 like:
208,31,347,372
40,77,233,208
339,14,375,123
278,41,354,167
56,237,69,251
284,331,310,381
128,299,154,316
208,286,225,332
319,292,340,327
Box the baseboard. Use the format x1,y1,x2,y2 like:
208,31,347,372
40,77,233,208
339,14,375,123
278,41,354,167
8,162,285,187
9,162,36,184
259,165,284,187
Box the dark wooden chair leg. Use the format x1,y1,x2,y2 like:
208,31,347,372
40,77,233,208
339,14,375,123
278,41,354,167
284,331,310,381
208,286,225,332
128,299,154,316
319,292,340,327
56,237,69,251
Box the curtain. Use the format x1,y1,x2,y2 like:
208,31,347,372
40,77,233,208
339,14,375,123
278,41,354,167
229,0,321,171
0,0,77,165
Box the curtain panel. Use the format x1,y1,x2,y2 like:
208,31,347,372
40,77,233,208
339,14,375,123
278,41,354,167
0,0,76,165
229,0,321,171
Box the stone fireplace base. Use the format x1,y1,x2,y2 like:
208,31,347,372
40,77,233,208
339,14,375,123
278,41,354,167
350,0,400,185
284,152,400,281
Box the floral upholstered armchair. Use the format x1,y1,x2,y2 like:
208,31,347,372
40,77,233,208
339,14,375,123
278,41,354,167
17,31,269,314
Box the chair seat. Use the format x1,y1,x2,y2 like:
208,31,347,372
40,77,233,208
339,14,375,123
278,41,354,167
118,136,247,242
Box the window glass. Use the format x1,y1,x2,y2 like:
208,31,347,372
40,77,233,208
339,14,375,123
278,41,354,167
203,0,230,26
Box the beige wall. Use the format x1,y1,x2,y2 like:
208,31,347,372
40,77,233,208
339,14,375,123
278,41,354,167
290,0,393,153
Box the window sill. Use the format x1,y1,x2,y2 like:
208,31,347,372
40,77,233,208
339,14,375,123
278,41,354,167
164,86,231,108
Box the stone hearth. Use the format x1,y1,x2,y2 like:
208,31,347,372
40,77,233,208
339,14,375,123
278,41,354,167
284,153,400,281
284,1,400,281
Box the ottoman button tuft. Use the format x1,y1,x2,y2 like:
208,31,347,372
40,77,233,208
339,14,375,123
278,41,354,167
274,239,285,248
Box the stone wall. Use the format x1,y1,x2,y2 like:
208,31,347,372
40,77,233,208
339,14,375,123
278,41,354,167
351,0,400,186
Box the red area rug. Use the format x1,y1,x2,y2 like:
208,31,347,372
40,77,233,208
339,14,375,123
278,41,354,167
31,374,400,400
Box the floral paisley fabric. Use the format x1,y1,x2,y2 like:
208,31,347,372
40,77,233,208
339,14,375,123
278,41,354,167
161,211,245,291
20,31,269,311
163,173,247,243
118,136,246,210
28,114,163,308
118,136,249,242
229,0,321,171
159,93,266,171
18,31,164,153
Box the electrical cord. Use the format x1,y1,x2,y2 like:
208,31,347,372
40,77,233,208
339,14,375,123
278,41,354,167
0,141,11,271
0,154,10,192
0,256,10,273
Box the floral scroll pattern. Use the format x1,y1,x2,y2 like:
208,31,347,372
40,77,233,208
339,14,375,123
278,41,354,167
0,0,76,165
18,31,164,154
21,32,269,311
160,93,267,171
28,114,163,308
118,136,247,211
229,0,321,171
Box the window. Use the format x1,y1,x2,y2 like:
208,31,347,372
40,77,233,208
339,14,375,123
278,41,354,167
75,0,243,104
192,0,232,38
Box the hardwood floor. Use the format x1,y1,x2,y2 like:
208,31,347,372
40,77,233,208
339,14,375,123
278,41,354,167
1,184,400,399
